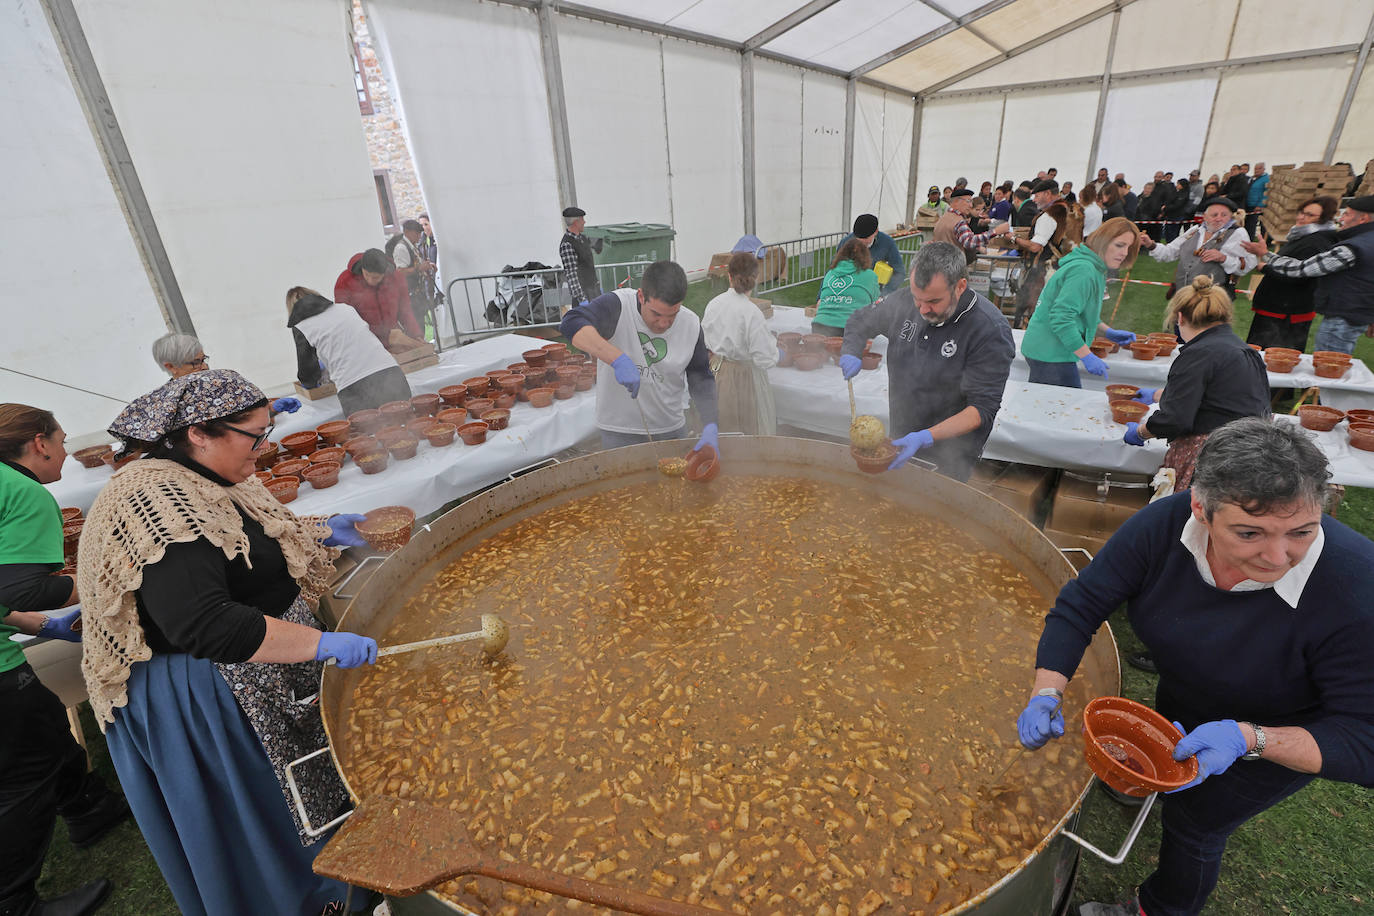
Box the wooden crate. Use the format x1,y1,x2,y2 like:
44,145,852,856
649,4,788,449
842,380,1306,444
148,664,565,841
294,380,337,400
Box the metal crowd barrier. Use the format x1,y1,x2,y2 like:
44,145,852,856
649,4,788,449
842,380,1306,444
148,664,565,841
754,231,923,295
440,260,653,345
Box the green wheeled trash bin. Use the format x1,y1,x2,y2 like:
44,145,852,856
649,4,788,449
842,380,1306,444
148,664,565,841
584,222,676,291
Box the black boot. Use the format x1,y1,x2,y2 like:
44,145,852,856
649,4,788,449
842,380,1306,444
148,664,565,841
0,880,110,916
61,791,129,849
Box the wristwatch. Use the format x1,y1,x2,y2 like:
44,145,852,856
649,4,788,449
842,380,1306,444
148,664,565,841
1036,687,1064,701
1241,722,1266,760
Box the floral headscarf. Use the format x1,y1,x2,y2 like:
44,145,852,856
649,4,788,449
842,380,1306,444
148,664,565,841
109,368,265,448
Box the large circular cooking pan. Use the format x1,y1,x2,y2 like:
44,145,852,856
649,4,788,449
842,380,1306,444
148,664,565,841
319,437,1120,914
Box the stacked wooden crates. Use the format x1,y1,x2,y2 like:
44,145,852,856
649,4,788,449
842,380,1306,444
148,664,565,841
1357,158,1374,197
1260,163,1353,239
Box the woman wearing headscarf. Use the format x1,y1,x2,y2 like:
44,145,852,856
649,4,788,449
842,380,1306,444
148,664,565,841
701,252,778,435
333,248,425,348
1123,276,1271,488
1239,196,1339,351
78,369,378,916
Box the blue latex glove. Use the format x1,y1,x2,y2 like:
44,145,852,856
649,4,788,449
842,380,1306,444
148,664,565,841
1123,422,1147,447
315,631,378,668
1079,352,1109,378
888,429,935,470
1102,327,1136,346
1169,719,1248,791
1133,387,1157,405
838,354,862,380
271,397,301,414
324,513,367,548
611,354,641,398
1017,695,1065,749
692,423,719,455
39,608,83,643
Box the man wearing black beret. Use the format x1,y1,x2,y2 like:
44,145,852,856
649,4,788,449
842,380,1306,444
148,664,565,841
559,206,603,306
1255,196,1374,354
1139,196,1259,299
840,214,906,294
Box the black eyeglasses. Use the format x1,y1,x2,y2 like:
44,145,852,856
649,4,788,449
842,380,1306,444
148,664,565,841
180,355,209,369
220,422,274,450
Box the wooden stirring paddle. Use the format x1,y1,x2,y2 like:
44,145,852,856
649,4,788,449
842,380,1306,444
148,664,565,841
314,795,721,915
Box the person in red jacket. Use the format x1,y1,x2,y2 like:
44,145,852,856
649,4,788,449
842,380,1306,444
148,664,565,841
333,249,425,347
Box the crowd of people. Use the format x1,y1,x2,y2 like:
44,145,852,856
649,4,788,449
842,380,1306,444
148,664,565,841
4,153,1374,916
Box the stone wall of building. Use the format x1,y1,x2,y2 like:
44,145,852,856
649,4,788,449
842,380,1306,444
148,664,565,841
352,0,426,233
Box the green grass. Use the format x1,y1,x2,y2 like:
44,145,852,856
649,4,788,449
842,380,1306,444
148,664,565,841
39,255,1374,913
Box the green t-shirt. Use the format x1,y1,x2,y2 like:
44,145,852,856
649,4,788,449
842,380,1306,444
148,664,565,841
814,261,881,331
0,461,64,673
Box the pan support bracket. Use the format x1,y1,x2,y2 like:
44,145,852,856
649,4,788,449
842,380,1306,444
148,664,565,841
285,747,355,838
1061,787,1156,865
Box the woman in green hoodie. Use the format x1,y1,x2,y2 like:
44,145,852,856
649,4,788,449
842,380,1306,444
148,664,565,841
1020,217,1142,387
812,238,882,337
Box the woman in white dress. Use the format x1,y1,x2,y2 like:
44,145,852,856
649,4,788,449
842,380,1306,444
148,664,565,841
701,252,779,435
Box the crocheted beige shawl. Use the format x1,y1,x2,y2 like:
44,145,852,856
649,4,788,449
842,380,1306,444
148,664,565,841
76,458,338,729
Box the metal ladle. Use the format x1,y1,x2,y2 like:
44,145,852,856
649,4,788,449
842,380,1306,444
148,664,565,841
981,695,1063,798
326,614,510,665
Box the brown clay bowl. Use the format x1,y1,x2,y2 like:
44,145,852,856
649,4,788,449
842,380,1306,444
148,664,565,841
375,425,408,445
425,423,456,447
379,400,414,423
575,374,595,392
405,417,437,437
458,421,490,445
272,457,310,479
1128,342,1160,361
1248,343,1262,351
73,445,113,469
1297,405,1344,431
554,384,575,400
386,436,419,461
684,444,720,482
506,362,529,374
316,420,351,446
410,393,440,417
493,392,518,410
1109,400,1149,425
253,470,274,484
1348,422,1374,451
824,337,844,361
1265,347,1302,360
355,448,389,475
791,352,825,371
281,431,319,458
348,409,383,436
1105,384,1140,403
1313,350,1353,365
521,349,548,368
310,447,346,467
436,407,468,427
1089,342,1112,359
1344,408,1374,425
438,385,468,407
344,435,378,459
800,333,828,355
355,506,416,552
541,342,568,358
555,366,581,385
777,332,803,354
1264,356,1300,374
497,374,525,395
301,462,341,490
1083,696,1196,797
1146,337,1177,356
265,477,299,504
103,450,140,471
1314,359,1348,379
60,507,83,524
483,408,511,431
461,376,492,397
465,398,495,419
528,388,555,408
485,369,509,382
851,442,897,474
254,441,280,470
861,352,882,371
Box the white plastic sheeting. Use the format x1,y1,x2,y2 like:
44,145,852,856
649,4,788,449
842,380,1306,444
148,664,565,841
851,85,913,229
762,0,947,73
914,96,1003,197
945,15,1112,92
753,60,806,241
1096,76,1219,183
994,87,1098,189
1111,0,1240,75
1200,57,1356,178
1,0,169,437
1335,65,1374,165
576,0,810,44
72,0,380,396
364,0,561,291
1229,0,1373,60
800,73,848,237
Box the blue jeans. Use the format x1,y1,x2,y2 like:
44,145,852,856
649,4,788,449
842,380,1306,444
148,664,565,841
599,425,688,450
1312,316,1365,355
1138,761,1312,915
1025,357,1082,388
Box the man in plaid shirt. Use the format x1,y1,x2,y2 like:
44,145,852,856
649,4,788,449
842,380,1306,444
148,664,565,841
559,206,603,306
932,189,1011,264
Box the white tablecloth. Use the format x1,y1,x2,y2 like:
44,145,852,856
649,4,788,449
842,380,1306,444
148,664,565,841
766,305,1374,412
45,334,594,516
